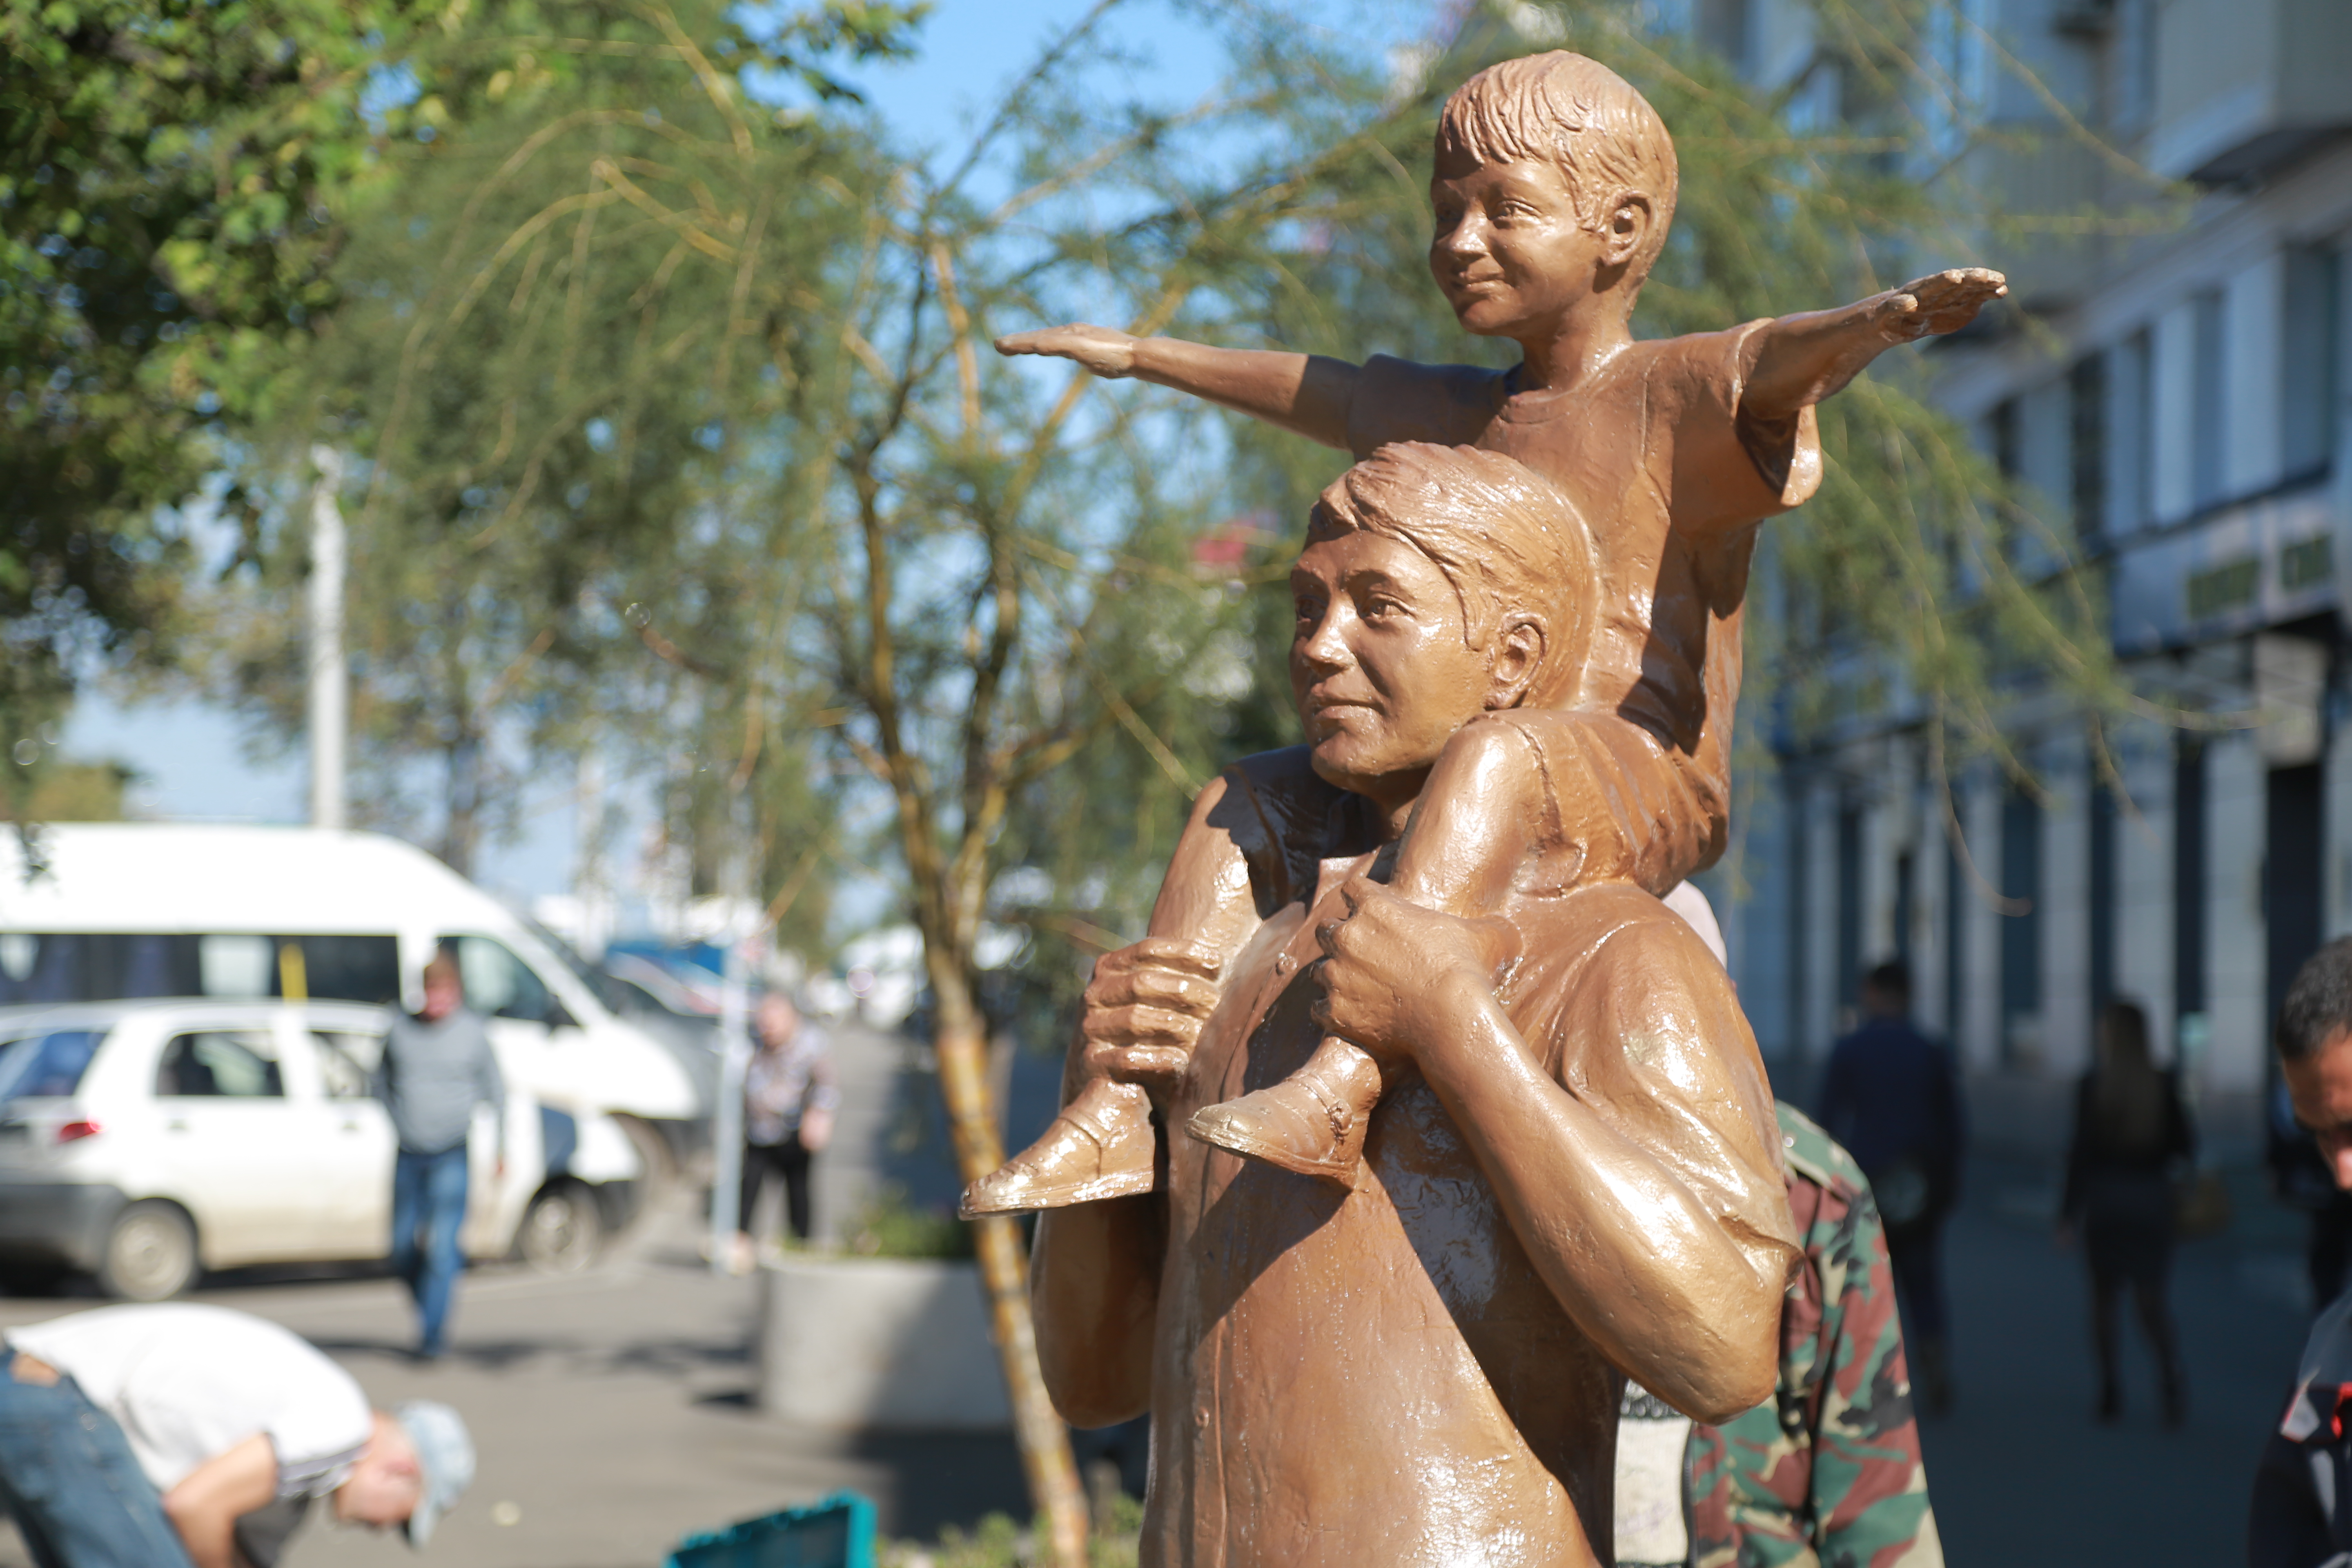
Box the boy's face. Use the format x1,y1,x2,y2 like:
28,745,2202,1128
1289,527,1490,807
1428,151,1618,339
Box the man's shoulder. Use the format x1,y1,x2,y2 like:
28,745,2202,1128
1774,1102,1868,1198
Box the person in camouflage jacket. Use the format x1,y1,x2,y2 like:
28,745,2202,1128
1683,1101,1942,1566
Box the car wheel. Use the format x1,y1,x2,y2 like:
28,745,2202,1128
518,1183,601,1275
98,1202,199,1301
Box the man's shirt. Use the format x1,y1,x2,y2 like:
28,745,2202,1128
1817,1018,1965,1209
2252,1286,2352,1566
374,1004,505,1156
8,1304,371,1499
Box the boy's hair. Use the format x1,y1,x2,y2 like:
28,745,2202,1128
2279,937,2352,1061
1436,51,1678,295
1309,443,1595,708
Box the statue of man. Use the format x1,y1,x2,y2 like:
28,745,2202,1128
1030,442,1800,1567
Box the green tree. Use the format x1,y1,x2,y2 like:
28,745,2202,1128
0,0,437,792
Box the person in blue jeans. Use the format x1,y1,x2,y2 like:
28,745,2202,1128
374,949,505,1360
0,1303,473,1566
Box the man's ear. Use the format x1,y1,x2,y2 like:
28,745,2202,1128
1486,615,1547,709
1601,191,1652,271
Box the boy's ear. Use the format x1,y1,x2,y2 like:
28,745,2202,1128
1487,615,1548,709
1601,191,1653,270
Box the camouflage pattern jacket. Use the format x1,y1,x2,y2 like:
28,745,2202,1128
1684,1103,1942,1567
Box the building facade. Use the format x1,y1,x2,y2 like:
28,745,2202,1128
1684,0,2352,1107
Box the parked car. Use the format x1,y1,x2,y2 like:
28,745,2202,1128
0,998,641,1300
0,824,701,1178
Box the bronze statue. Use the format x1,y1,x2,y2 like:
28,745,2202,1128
966,50,2005,1564
966,50,2003,1215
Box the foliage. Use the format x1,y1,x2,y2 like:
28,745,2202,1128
0,758,134,821
0,0,444,796
197,0,920,894
842,1182,972,1260
881,1496,1144,1568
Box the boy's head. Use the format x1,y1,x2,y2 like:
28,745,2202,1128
1431,52,1677,320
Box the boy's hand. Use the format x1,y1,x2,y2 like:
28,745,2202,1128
995,323,1140,378
1080,938,1222,1085
1872,267,2007,343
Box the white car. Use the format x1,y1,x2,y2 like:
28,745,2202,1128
0,999,641,1301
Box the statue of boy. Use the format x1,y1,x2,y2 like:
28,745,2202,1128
1032,440,1801,1566
965,50,2004,1213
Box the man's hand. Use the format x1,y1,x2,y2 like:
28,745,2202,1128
1870,268,2008,343
994,323,1139,378
799,1105,835,1154
1310,876,1515,1071
1078,938,1223,1087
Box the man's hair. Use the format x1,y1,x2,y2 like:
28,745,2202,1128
1435,51,1679,295
423,947,461,986
1310,442,1595,708
1862,959,1911,1002
2279,938,2352,1061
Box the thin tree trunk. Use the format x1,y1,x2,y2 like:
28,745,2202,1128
933,989,1090,1568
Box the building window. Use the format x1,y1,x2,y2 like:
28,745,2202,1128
2000,785,2043,1065
2070,354,2107,541
2191,289,2227,510
2173,740,2206,1027
2283,244,2341,480
2106,328,2152,535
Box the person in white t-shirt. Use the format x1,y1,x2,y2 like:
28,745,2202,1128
0,1304,474,1568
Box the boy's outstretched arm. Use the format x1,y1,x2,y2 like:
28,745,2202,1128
1743,267,2007,421
996,324,1362,450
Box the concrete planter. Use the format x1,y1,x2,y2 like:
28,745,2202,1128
756,1254,1010,1430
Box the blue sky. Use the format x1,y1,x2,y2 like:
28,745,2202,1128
64,0,1443,916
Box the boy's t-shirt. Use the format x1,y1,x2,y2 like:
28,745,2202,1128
1347,321,1823,864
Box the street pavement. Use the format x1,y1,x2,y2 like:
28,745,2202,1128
0,1020,2323,1564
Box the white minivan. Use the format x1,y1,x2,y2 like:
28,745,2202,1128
0,824,698,1164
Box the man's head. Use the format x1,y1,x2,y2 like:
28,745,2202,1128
419,950,464,1023
1860,960,1911,1020
757,991,800,1049
1292,443,1592,809
334,1403,475,1546
1429,51,1677,334
2280,938,2352,1189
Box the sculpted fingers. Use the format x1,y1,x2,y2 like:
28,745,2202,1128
990,323,1136,376
1086,1041,1190,1085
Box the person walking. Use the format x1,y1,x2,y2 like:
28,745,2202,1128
730,991,837,1272
2058,999,2193,1426
1818,959,1967,1414
0,1302,474,1566
373,947,504,1360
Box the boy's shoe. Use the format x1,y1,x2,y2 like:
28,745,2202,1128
1186,1036,1382,1184
961,1078,1159,1216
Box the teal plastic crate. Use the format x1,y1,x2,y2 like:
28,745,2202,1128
664,1490,876,1568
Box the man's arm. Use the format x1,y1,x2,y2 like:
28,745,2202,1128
1315,878,1796,1423
162,1433,277,1568
1742,268,2007,421
996,325,1362,450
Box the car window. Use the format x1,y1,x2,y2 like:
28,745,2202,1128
0,1031,104,1101
156,1032,285,1099
310,1032,379,1099
449,936,554,1025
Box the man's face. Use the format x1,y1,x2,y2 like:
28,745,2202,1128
2286,1029,2352,1189
758,995,798,1047
334,1416,422,1528
420,964,462,1022
1290,529,1491,808
1428,153,1616,340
